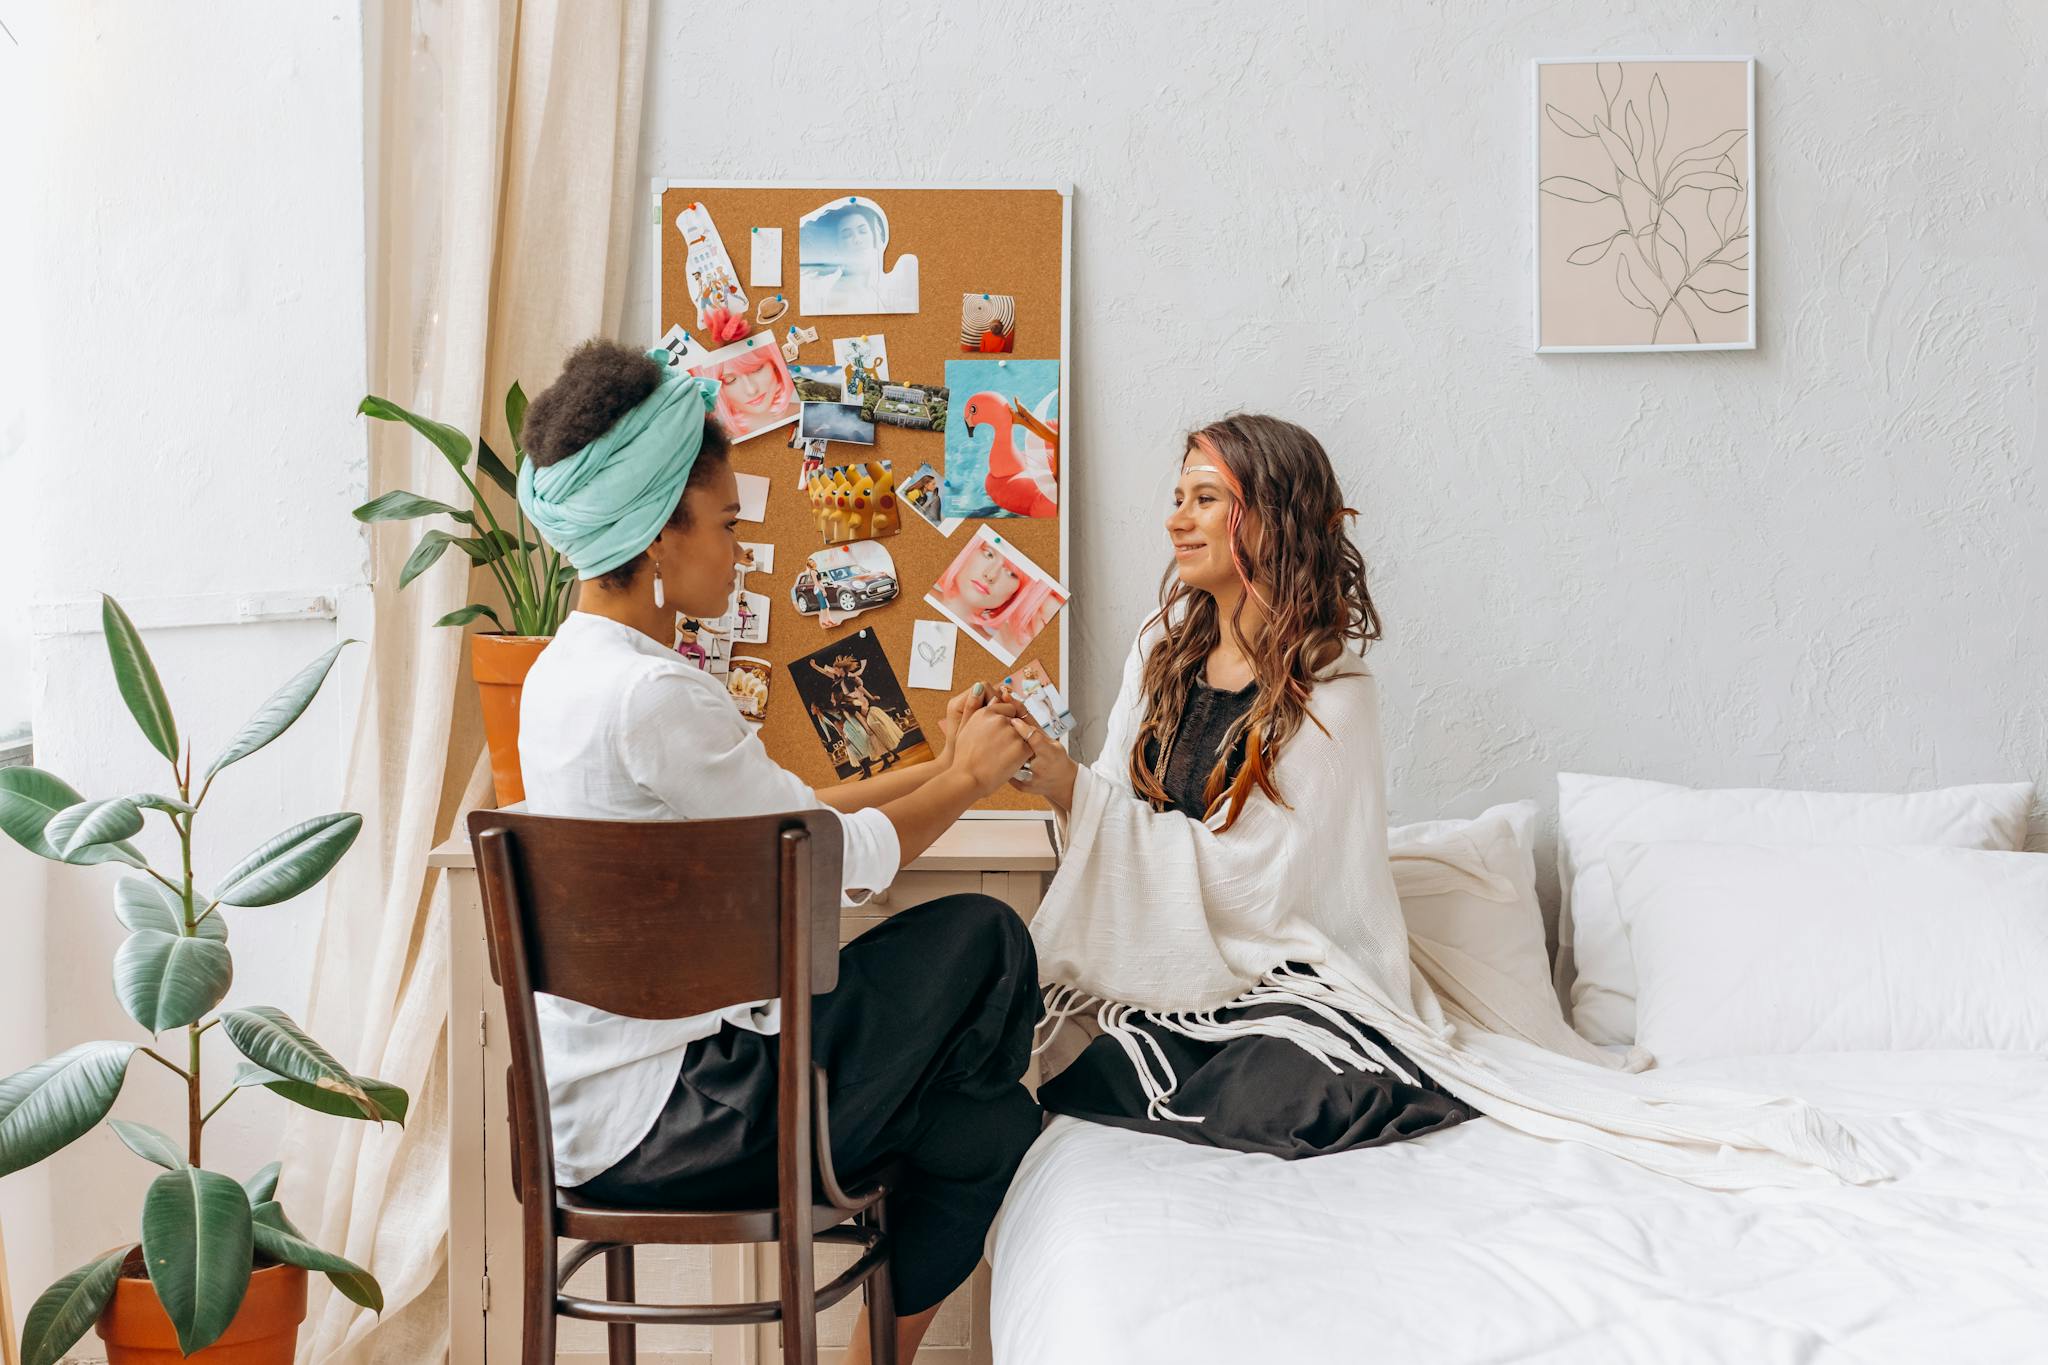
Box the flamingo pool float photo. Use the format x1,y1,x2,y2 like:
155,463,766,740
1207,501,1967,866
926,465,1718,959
962,388,1060,518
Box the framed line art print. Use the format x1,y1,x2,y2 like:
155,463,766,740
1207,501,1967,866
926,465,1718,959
1533,56,1755,352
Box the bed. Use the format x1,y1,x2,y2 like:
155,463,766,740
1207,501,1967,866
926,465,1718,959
989,1048,2048,1363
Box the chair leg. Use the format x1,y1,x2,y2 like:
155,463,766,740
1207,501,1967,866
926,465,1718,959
781,1224,818,1365
605,1245,637,1365
525,1211,557,1365
866,1199,897,1365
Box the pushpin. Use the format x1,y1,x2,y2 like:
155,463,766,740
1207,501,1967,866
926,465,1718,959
983,293,990,299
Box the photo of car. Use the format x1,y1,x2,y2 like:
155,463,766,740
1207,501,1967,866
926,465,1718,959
789,540,902,620
792,566,899,615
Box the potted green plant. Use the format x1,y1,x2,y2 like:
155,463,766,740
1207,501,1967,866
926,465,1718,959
0,597,402,1365
355,382,574,803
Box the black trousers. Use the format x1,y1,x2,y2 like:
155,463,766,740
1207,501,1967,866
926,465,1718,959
1041,998,1471,1159
576,894,1044,1315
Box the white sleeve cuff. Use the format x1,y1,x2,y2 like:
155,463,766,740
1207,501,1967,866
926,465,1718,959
834,806,902,904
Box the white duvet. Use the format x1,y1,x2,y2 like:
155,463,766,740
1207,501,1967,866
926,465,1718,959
989,1051,2048,1364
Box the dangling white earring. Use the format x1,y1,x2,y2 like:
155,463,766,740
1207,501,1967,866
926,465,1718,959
652,570,665,610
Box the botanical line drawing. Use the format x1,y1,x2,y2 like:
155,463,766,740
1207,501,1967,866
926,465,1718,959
1541,62,1750,344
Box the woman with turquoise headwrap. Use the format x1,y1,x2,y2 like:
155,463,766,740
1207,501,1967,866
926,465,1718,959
515,341,1043,1363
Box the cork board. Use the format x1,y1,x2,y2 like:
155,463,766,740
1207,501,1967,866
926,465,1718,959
654,182,1070,813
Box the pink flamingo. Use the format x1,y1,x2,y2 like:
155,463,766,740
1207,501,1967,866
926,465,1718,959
963,391,1060,518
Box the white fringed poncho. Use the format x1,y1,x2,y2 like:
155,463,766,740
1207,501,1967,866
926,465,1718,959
1031,630,1891,1191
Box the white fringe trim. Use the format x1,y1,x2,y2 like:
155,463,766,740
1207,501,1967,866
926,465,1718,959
1032,964,1430,1124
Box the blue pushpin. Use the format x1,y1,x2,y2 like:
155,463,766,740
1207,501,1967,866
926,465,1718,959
983,293,990,299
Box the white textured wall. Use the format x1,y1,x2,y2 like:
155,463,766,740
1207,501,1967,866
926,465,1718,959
13,0,369,1313
1,11,33,738
627,0,2047,872
10,0,2046,1338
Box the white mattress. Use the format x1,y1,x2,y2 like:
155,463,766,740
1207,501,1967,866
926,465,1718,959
989,1051,2048,1364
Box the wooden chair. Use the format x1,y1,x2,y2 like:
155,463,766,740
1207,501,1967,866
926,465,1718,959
467,808,898,1365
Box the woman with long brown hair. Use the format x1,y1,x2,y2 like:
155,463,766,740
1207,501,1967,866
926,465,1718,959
1011,413,1472,1154
1006,414,1887,1186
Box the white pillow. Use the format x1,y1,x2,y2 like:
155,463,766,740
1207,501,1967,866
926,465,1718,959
1612,841,2048,1061
1558,773,2034,1047
1390,802,1607,1063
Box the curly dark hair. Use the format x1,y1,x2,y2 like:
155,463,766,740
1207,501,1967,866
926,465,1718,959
525,338,731,591
525,339,662,467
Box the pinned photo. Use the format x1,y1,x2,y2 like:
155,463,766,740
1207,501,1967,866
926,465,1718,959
705,542,772,645
901,462,961,536
727,655,771,723
790,363,844,404
799,399,876,446
790,539,899,627
789,630,933,780
686,333,798,443
866,380,948,431
806,458,899,545
798,195,920,315
960,293,1017,352
908,619,958,692
672,615,730,676
674,202,748,329
734,471,770,522
748,227,782,287
728,585,770,644
657,323,709,369
924,527,1068,667
832,335,890,406
941,358,1061,519
1003,660,1075,741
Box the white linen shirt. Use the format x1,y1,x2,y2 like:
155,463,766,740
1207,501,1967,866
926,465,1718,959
517,611,901,1186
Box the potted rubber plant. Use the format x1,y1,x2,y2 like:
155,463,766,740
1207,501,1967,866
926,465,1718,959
355,383,574,803
0,597,402,1365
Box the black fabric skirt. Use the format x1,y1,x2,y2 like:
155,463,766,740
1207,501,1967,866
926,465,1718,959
1039,998,1473,1159
575,894,1044,1315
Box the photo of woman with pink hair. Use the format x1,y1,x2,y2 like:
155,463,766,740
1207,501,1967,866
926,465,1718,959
925,526,1068,666
685,331,798,441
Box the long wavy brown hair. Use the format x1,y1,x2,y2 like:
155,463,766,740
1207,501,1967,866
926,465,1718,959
1129,414,1381,831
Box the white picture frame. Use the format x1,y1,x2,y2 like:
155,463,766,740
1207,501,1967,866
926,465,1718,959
1532,57,1756,353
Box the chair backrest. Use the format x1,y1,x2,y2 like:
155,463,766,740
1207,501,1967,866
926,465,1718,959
465,807,844,1215
467,808,845,1017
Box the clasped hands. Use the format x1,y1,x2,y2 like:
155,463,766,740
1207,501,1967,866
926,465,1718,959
932,680,1076,811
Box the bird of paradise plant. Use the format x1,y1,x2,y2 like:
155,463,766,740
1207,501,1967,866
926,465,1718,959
1541,62,1751,344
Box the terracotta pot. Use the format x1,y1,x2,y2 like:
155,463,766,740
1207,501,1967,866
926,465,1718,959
472,633,552,805
98,1262,308,1364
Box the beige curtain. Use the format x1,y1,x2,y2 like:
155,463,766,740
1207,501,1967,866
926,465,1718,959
283,2,648,1360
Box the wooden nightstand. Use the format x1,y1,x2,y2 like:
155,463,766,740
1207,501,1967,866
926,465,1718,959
435,816,1058,1364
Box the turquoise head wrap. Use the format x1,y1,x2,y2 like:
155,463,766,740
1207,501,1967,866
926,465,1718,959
517,350,722,580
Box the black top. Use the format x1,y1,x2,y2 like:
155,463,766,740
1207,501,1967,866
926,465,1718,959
1143,675,1259,820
